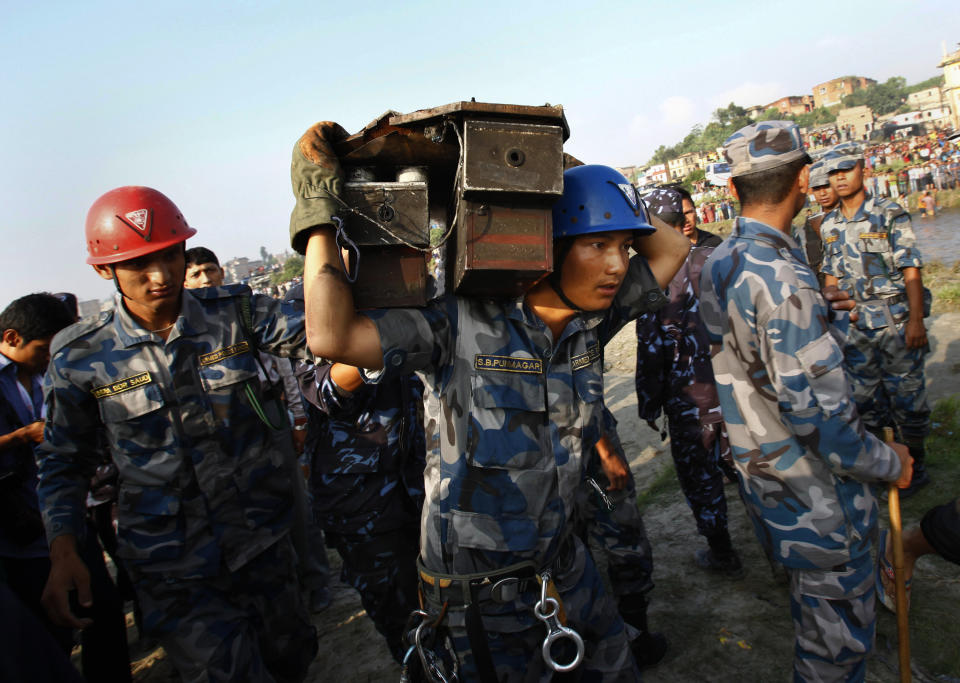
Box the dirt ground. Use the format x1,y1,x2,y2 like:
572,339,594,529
128,316,960,682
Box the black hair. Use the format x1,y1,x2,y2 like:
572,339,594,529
0,293,76,343
732,157,809,208
672,186,694,204
185,246,220,268
656,211,685,229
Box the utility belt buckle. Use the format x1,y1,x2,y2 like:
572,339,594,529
489,576,521,603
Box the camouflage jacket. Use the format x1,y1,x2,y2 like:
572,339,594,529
793,212,826,284
361,256,666,576
635,236,723,424
37,285,309,578
699,217,901,569
297,361,425,534
820,193,923,330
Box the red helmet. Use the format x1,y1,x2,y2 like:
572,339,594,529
85,186,196,265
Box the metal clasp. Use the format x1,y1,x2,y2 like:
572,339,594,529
588,477,614,511
534,571,584,673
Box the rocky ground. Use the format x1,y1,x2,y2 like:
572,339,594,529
126,315,960,682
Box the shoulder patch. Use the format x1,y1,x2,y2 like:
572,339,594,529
823,234,839,244
187,283,253,301
50,311,113,353
475,354,543,374
92,371,153,399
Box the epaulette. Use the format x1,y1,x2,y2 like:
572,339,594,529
50,309,114,353
874,196,908,222
187,283,253,301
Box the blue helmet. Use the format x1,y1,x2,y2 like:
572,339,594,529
552,165,655,239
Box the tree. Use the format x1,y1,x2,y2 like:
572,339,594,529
681,169,705,192
270,254,303,285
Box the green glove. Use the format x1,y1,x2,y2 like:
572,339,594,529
289,121,349,254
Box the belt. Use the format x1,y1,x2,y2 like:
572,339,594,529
418,533,576,608
857,293,906,331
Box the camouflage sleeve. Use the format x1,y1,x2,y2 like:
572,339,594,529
602,255,668,345
36,356,101,542
889,212,923,270
360,296,455,386
250,293,310,361
634,311,666,422
275,357,306,421
818,215,840,278
763,289,901,483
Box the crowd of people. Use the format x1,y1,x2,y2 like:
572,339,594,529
1,118,958,683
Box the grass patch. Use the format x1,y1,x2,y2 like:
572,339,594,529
635,459,680,512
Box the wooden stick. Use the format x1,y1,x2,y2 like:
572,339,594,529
883,426,911,683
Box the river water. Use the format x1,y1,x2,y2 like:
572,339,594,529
913,207,960,266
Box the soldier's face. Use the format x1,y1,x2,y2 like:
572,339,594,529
559,230,633,311
681,199,698,238
184,262,224,288
812,184,839,211
96,244,186,310
829,163,863,199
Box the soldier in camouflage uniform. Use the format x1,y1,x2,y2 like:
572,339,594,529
292,121,690,681
37,187,317,683
793,159,838,284
634,187,742,577
295,357,425,663
699,121,913,682
819,142,932,497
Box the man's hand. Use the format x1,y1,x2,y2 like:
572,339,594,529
596,435,629,491
42,535,93,629
22,420,44,444
890,442,914,489
821,285,859,324
903,318,928,350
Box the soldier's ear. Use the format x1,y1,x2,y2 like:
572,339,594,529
798,165,811,195
726,178,739,201
92,264,114,281
1,328,22,348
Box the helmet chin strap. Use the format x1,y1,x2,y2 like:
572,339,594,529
548,240,583,312
109,265,126,298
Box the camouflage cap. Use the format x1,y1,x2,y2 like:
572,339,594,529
723,121,810,177
822,142,863,173
642,187,683,218
808,160,830,188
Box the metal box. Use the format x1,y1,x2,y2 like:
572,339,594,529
461,120,564,201
350,246,429,309
342,181,430,247
452,201,553,298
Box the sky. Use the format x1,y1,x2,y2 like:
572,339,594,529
2,0,959,302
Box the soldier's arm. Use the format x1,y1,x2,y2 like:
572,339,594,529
902,267,927,349
36,356,101,629
303,226,385,370
635,214,690,289
763,289,903,484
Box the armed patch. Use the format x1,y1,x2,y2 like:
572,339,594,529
92,372,153,398
571,343,601,371
475,354,542,374
199,341,251,366
824,235,839,244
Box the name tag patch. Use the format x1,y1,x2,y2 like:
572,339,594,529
859,232,888,240
475,354,543,374
92,372,152,398
199,341,251,366
571,343,601,371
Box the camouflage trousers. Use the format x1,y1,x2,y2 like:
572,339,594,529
133,536,318,683
325,525,421,663
845,324,930,443
664,399,729,538
788,552,875,683
578,465,655,598
427,536,639,682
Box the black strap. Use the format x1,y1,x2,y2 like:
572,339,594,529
464,599,499,683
